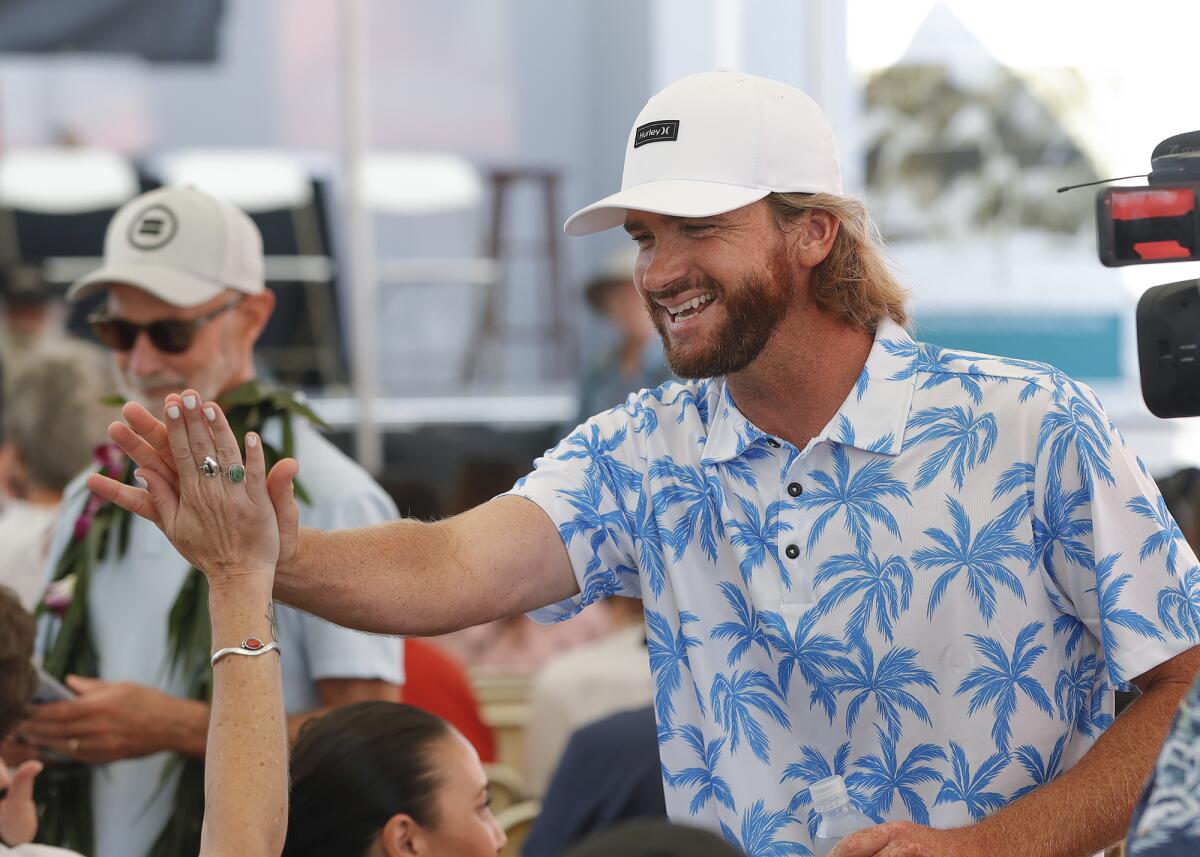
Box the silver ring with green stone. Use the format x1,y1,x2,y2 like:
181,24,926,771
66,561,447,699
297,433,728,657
226,463,246,483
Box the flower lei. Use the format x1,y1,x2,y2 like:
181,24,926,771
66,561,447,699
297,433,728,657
35,381,321,857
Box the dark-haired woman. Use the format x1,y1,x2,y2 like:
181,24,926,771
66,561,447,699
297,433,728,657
285,701,506,857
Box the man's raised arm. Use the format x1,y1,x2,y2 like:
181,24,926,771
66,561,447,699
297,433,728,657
274,497,579,635
89,393,581,637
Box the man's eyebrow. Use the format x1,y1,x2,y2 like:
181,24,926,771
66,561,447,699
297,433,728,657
623,219,646,235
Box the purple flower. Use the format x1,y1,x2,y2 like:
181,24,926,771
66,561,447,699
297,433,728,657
73,444,125,540
43,575,77,616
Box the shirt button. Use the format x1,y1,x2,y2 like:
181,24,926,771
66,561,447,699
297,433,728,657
787,482,803,497
767,438,782,448
785,544,800,559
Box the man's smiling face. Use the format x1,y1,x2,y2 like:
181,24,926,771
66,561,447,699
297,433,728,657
624,200,798,379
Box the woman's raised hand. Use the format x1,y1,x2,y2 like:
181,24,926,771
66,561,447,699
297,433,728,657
87,393,300,581
134,390,286,591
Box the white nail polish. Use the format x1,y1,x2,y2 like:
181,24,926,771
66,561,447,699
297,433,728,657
204,407,216,422
167,405,180,420
183,395,197,410
247,434,258,448
134,473,148,487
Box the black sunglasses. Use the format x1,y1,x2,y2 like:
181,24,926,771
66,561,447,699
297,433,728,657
88,298,244,354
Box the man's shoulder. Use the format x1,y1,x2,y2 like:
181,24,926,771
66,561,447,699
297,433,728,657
598,378,718,430
908,339,1094,404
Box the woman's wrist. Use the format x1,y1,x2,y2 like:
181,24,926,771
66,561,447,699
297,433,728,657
206,566,275,603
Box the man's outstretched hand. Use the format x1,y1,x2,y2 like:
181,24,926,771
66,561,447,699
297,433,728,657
86,393,301,571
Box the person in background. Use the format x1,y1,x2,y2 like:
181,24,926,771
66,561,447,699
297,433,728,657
1120,468,1200,853
402,638,496,764
432,458,613,676
523,706,666,857
0,343,117,610
562,819,742,857
284,701,505,857
18,186,403,857
0,266,65,375
1156,467,1200,548
0,584,74,856
575,250,673,422
523,596,652,795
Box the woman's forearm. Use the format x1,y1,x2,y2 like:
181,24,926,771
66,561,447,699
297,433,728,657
199,581,287,857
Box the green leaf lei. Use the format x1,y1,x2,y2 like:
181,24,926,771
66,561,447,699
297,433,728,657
35,381,321,857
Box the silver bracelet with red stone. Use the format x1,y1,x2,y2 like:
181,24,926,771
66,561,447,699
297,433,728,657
210,636,281,667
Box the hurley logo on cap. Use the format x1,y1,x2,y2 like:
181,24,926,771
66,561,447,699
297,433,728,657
127,204,178,250
633,119,680,149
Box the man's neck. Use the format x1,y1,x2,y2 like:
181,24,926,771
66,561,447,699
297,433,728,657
216,370,260,411
725,309,874,451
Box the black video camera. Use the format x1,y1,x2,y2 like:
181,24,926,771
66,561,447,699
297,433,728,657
1089,131,1200,418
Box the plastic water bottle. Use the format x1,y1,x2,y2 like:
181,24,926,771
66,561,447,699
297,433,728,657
811,775,874,857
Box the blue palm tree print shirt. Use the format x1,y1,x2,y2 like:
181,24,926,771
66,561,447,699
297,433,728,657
510,318,1200,855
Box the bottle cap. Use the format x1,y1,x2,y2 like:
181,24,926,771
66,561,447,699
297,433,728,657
810,775,851,813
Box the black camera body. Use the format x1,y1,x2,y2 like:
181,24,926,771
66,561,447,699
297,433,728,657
1092,131,1200,417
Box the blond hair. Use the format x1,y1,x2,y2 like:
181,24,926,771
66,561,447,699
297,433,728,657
765,192,910,331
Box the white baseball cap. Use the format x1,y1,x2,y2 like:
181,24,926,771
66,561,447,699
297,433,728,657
565,71,842,237
68,185,265,307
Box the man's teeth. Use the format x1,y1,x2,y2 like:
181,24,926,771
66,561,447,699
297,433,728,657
665,293,714,319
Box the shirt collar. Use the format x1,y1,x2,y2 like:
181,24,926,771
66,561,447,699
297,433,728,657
700,318,919,464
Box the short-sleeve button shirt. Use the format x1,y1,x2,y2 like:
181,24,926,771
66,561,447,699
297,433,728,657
511,318,1200,852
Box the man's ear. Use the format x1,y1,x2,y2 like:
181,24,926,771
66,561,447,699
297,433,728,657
791,209,840,269
240,289,276,340
378,813,426,857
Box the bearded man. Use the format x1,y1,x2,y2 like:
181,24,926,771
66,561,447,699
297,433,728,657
101,73,1200,857
21,186,403,857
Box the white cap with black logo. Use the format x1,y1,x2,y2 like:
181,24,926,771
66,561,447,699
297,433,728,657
68,185,265,307
565,71,842,237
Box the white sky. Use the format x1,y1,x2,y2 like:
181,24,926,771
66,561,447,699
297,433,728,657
847,0,1200,177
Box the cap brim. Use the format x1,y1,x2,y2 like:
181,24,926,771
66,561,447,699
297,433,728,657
564,180,771,237
67,262,227,308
